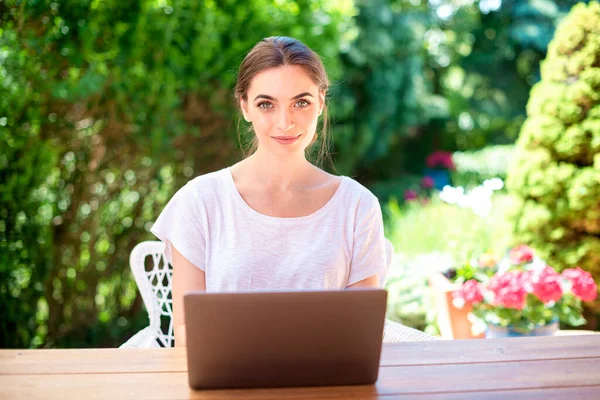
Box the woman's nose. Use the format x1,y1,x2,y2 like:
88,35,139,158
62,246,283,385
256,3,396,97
276,109,295,131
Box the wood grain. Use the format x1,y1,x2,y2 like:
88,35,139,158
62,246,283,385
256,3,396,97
380,335,600,366
416,385,600,400
1,358,599,399
0,348,187,375
2,335,600,375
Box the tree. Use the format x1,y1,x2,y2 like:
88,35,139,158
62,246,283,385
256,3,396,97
506,1,600,315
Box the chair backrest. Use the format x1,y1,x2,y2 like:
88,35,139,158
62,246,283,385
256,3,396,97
130,239,394,348
129,241,174,347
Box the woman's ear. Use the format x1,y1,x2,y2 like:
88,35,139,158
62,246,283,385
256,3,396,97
240,97,251,122
318,91,326,116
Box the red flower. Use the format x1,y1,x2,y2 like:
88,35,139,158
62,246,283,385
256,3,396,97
488,271,528,310
425,151,455,170
421,176,435,189
562,267,598,302
509,245,534,265
404,190,418,201
530,266,563,304
456,279,484,305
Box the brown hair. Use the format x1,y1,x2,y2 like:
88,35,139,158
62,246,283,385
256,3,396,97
234,36,332,168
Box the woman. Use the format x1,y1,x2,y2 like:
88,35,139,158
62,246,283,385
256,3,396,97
151,36,429,347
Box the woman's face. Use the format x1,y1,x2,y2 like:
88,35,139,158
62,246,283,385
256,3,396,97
240,65,324,158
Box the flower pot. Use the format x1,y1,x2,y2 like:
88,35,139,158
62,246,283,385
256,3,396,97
428,272,484,339
485,320,559,338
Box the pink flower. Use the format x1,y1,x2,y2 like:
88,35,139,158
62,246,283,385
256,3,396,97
456,279,484,305
488,271,528,310
425,151,455,170
530,266,563,304
404,190,418,201
509,245,535,265
562,267,598,302
421,176,435,189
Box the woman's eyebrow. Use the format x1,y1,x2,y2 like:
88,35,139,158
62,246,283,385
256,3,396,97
291,92,314,100
254,94,276,101
253,92,314,101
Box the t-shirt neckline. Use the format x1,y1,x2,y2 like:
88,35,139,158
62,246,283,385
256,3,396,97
223,167,347,223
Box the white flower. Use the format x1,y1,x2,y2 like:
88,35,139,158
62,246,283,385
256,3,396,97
452,297,466,309
439,179,504,217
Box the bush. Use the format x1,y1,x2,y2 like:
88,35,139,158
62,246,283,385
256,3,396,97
0,19,58,348
506,2,600,311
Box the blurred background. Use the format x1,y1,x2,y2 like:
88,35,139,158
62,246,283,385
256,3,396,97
1,0,598,348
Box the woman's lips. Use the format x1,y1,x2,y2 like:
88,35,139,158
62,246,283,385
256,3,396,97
273,134,301,145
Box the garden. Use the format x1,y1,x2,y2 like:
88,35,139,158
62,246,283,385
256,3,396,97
1,0,599,348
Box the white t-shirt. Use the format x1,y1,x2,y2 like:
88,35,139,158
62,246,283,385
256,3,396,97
150,167,387,292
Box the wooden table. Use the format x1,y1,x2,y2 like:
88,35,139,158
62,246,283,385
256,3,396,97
1,335,600,399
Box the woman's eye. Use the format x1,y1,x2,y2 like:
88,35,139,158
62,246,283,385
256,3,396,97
295,99,310,108
257,102,273,110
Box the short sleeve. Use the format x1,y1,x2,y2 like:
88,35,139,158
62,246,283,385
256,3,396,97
347,193,387,286
150,183,206,271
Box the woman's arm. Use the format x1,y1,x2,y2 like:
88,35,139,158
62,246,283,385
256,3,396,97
172,245,206,347
347,274,380,288
346,191,387,288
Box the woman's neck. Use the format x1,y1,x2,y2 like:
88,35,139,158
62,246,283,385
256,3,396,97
236,150,316,190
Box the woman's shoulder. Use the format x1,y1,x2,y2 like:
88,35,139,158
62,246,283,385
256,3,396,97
186,168,229,188
341,175,380,207
175,168,230,202
312,165,376,204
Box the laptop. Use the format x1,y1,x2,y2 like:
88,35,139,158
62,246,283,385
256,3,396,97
183,288,387,390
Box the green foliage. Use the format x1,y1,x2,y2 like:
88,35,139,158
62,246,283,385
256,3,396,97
346,0,586,192
451,256,498,285
436,0,589,151
0,9,58,347
506,1,600,309
330,0,435,177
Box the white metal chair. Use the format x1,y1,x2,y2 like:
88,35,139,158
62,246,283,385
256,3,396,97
120,240,434,348
120,241,174,348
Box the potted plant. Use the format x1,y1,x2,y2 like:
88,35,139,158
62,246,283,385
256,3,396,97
428,250,499,340
428,270,484,340
452,245,598,337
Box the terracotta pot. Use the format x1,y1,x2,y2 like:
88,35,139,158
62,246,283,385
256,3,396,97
428,272,484,340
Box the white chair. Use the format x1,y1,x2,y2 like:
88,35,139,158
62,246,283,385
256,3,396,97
120,240,434,348
120,241,174,348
